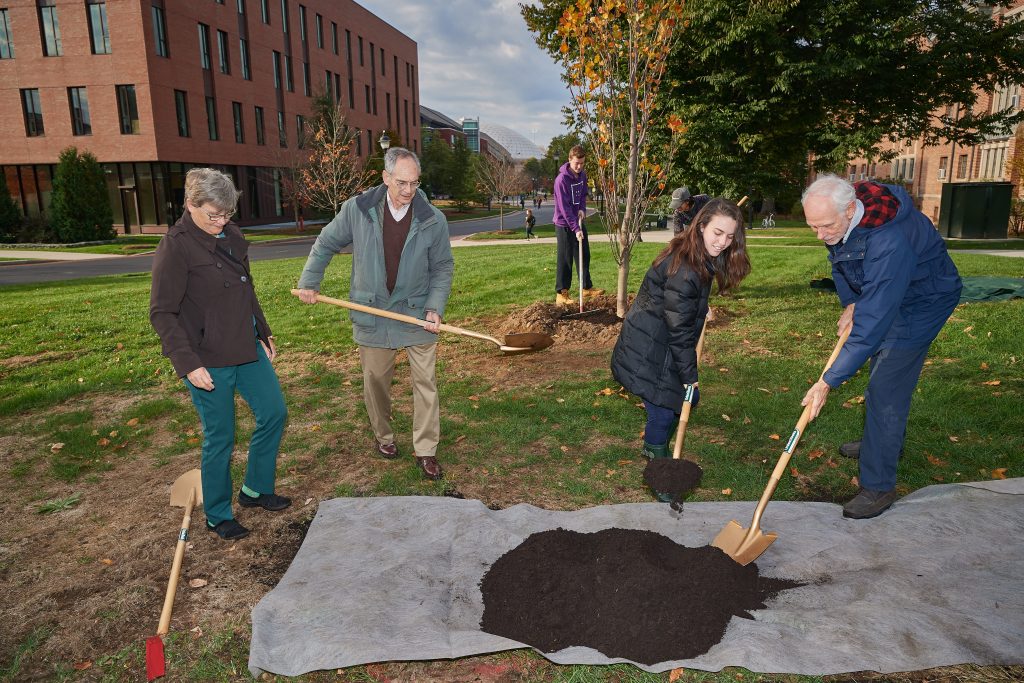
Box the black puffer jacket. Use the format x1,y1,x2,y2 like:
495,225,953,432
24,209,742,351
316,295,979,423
610,257,710,412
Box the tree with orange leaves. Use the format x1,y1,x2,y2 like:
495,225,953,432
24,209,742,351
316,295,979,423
300,94,373,216
555,0,686,317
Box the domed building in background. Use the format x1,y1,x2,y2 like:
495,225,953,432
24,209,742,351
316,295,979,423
478,122,546,161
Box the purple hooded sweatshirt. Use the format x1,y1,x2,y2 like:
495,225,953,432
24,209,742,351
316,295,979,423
552,161,588,233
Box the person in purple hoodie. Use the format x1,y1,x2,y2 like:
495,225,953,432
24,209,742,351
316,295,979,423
552,145,604,305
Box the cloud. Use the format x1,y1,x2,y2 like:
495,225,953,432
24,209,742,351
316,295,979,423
355,0,569,149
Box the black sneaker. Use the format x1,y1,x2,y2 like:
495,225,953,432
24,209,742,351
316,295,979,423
208,519,250,540
238,490,291,511
842,489,898,519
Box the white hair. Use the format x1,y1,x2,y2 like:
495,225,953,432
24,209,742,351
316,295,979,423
802,173,856,214
384,147,420,174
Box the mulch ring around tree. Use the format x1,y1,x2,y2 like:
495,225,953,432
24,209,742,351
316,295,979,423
643,458,704,511
480,527,801,665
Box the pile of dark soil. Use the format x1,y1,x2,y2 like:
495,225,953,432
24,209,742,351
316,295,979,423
497,297,625,348
643,458,703,510
480,527,801,665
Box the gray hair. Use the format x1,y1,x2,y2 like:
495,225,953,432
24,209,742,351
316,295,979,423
383,147,421,175
184,168,241,211
802,173,856,214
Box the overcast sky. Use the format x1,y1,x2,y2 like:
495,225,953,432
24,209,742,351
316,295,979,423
355,0,570,151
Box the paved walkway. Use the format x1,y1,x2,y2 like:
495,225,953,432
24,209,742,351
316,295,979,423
0,249,123,261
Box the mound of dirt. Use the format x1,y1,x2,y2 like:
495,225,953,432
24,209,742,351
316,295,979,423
497,296,626,348
643,458,704,510
480,527,801,665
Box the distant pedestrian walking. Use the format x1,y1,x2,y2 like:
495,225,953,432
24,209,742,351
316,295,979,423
525,209,536,239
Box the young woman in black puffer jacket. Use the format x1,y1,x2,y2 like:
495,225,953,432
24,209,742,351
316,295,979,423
611,198,751,460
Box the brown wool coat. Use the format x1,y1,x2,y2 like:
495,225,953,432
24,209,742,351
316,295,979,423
149,212,272,377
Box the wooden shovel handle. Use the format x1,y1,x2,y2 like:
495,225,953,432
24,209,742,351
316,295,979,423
292,290,503,348
672,318,709,459
746,327,851,531
157,487,195,637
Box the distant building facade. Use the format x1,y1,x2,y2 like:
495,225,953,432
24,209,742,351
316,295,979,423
0,0,420,232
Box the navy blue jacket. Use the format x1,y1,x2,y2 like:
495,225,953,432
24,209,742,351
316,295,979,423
822,184,961,387
611,257,710,411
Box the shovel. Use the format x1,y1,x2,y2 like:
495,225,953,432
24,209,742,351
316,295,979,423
146,469,203,680
642,318,709,503
293,290,554,355
712,327,851,565
562,219,602,320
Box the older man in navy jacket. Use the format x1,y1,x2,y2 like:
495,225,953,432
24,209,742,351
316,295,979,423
800,174,962,519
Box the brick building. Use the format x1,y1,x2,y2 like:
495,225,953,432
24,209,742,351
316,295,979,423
839,1,1022,229
0,0,420,232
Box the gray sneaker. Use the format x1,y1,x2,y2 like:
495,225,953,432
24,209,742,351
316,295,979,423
843,488,898,519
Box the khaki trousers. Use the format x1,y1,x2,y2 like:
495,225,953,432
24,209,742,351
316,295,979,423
359,343,440,458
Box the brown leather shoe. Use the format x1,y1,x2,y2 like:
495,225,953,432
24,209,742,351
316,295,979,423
376,440,400,459
416,456,443,480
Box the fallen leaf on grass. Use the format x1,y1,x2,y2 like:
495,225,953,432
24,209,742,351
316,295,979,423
757,387,772,394
560,446,569,453
768,434,781,440
617,459,633,465
670,668,685,682
743,416,752,424
303,498,313,505
807,448,824,460
851,476,860,487
309,424,322,432
100,558,114,566
718,367,729,373
454,434,466,443
126,418,139,426
980,362,989,370
596,387,616,396
556,398,565,403
108,430,118,437
468,395,479,401
948,435,959,443
73,661,92,671
722,414,731,421
605,469,616,477
190,626,203,638
982,380,1001,386
97,438,111,447
189,578,208,588
50,443,64,452
992,468,1008,480
721,488,732,495
926,453,947,467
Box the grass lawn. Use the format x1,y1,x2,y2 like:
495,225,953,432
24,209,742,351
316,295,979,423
0,241,1021,681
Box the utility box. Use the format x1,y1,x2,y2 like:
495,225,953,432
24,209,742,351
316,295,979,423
938,182,1013,239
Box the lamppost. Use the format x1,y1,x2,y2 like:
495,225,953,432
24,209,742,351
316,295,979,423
378,131,391,152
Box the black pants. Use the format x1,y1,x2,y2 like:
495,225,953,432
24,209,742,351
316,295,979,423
555,226,593,292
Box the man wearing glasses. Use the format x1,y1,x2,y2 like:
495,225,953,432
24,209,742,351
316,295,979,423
296,147,455,481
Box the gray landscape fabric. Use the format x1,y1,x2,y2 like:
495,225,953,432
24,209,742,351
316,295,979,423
249,479,1024,677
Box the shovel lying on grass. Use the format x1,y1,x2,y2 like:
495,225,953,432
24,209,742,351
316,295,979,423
293,290,554,355
146,469,203,681
642,319,709,507
712,328,851,565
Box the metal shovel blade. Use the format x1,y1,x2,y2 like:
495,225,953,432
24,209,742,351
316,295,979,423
502,332,554,354
711,520,777,566
170,469,203,507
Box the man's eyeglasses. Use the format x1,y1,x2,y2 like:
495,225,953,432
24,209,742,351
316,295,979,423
203,209,235,222
391,179,421,190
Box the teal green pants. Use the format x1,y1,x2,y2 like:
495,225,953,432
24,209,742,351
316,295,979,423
185,342,287,526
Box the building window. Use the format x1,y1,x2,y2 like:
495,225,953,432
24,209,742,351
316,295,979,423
38,1,62,56
239,37,251,79
386,92,391,128
331,21,337,55
906,158,914,181
358,35,363,66
355,128,361,156
259,0,269,23
302,61,310,96
280,0,287,33
380,47,384,75
67,87,91,135
197,23,211,70
254,105,265,145
284,55,293,91
277,110,287,147
298,4,305,42
232,101,244,143
205,96,218,140
315,13,322,48
236,0,245,13
216,29,229,74
175,89,189,137
272,50,281,89
86,1,110,54
116,84,139,134
0,9,14,59
956,154,968,179
151,4,168,57
21,88,44,136
365,84,370,113
325,69,332,99
938,156,948,180
295,114,304,148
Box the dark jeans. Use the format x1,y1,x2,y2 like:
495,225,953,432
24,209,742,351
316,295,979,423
554,225,593,292
859,344,930,491
644,402,677,446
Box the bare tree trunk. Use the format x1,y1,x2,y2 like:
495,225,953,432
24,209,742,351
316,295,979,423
616,242,631,318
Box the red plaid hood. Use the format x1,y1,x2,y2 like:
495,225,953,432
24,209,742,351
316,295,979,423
854,181,900,228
